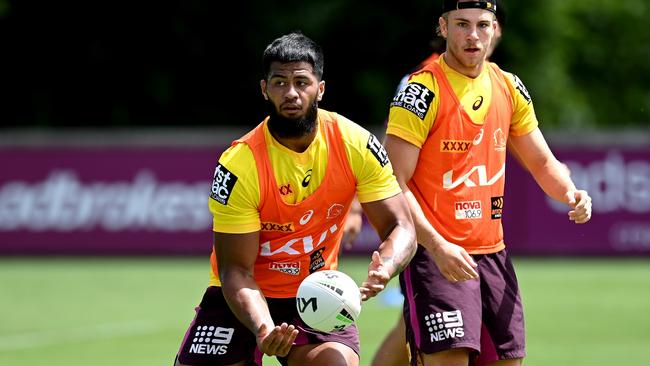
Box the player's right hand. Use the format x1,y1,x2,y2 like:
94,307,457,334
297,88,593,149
429,241,478,282
256,322,298,357
360,251,391,301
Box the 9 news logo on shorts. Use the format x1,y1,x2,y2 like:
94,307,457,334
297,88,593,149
210,164,238,205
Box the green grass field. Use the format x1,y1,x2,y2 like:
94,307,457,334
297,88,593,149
1,256,649,365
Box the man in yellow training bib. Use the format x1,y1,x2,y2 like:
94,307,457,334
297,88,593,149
174,31,416,366
384,1,592,365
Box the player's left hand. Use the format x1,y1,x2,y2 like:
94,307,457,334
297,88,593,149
256,322,298,357
360,251,391,301
566,190,592,224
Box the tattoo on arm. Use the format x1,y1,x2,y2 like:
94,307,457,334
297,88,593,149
381,255,406,278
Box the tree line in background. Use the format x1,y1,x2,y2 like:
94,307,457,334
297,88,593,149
1,0,647,131
498,0,650,129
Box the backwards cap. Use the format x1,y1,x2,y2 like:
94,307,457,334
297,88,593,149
442,0,497,14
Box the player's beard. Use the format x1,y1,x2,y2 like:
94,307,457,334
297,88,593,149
266,100,318,139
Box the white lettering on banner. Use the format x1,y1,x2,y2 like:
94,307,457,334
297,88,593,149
0,170,212,231
260,224,338,256
610,223,650,249
443,164,505,190
546,151,650,213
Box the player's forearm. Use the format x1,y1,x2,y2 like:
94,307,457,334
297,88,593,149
510,128,579,204
529,158,577,205
220,268,274,336
377,217,416,278
402,189,449,253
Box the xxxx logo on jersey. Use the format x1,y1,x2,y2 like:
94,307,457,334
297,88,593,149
440,140,471,153
260,222,295,232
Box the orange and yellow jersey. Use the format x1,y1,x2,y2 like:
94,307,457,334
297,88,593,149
208,109,401,297
387,55,537,148
386,56,538,254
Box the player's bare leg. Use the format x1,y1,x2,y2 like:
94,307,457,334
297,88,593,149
371,315,408,366
175,360,247,366
486,359,523,366
421,347,471,366
288,341,359,366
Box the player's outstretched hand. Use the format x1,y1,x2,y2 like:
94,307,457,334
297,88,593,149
256,322,298,357
430,241,478,283
566,190,592,224
360,251,391,301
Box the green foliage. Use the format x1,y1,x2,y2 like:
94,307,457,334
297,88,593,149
5,1,645,129
498,0,650,129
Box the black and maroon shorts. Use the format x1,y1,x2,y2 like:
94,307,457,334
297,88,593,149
399,245,526,364
175,286,360,365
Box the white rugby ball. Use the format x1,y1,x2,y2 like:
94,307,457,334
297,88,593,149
296,269,362,332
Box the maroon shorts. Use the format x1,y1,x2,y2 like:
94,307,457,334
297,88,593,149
399,246,526,364
175,286,360,365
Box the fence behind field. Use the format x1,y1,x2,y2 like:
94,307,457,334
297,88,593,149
1,128,648,256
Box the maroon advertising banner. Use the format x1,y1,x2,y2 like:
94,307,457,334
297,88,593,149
1,144,649,256
343,147,650,256
0,146,221,255
503,148,650,255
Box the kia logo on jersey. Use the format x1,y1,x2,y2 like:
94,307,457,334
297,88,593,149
259,224,338,257
443,164,505,190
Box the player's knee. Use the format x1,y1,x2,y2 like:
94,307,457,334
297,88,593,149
289,342,359,366
423,347,471,366
486,358,524,366
174,356,248,366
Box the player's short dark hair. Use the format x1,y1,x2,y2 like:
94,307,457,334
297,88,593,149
495,1,506,26
262,31,324,81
